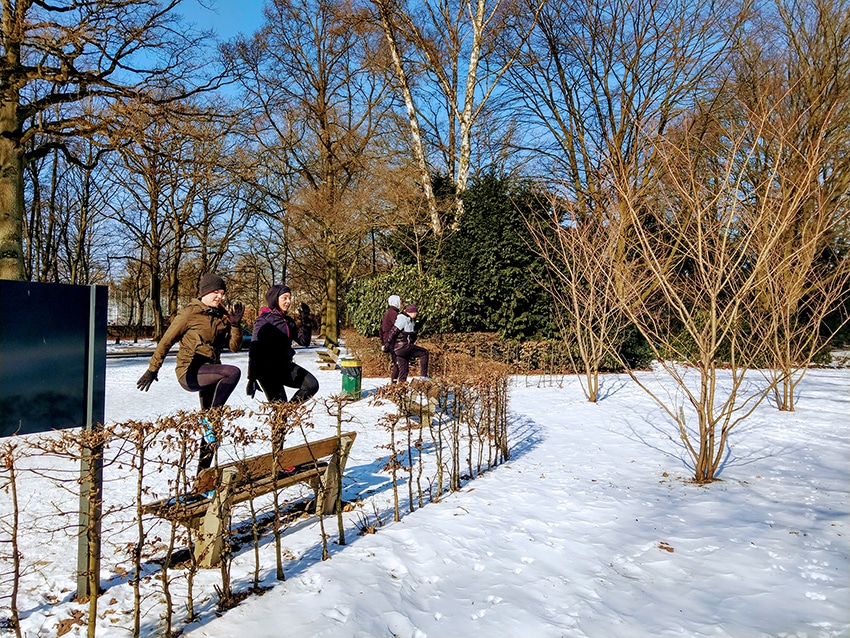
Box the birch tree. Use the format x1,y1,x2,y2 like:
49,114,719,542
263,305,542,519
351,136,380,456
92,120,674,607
370,0,540,234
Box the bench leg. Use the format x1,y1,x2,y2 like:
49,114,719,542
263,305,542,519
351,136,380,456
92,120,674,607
316,435,355,515
195,467,236,569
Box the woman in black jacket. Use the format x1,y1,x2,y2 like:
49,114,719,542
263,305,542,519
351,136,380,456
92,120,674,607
247,284,319,404
380,294,401,383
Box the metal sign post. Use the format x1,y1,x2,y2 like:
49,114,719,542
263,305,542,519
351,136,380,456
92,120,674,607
76,285,104,599
0,280,106,600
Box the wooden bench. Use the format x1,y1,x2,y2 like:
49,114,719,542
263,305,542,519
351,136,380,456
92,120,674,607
142,431,357,568
402,379,439,427
316,343,340,370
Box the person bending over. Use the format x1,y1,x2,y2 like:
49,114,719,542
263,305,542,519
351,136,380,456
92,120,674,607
388,304,429,383
380,294,401,383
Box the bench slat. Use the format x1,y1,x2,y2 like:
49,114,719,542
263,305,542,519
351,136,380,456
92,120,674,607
194,432,356,493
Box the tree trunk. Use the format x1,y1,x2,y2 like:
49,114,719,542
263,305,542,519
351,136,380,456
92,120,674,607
323,255,339,347
374,1,441,235
149,249,165,340
0,99,25,280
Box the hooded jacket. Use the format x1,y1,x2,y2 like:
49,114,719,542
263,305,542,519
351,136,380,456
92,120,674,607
380,304,400,348
147,299,242,380
248,285,312,383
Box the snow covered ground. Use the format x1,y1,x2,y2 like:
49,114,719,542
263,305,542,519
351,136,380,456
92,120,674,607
2,343,848,637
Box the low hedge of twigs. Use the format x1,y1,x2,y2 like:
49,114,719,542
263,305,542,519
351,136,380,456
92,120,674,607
0,361,511,637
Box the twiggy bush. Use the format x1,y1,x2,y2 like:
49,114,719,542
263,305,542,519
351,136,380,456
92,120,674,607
371,359,511,514
0,440,23,638
322,394,358,548
0,354,509,635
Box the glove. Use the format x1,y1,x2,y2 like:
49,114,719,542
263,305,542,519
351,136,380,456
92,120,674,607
136,370,158,392
228,301,244,326
298,302,311,322
246,379,257,398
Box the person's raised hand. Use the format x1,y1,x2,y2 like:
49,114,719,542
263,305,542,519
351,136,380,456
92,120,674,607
228,301,245,326
136,370,158,392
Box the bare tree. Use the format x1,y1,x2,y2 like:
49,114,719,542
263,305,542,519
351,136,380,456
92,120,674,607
0,0,217,280
103,101,188,338
23,137,111,285
609,100,847,482
733,0,850,410
225,0,396,345
185,119,253,295
504,0,749,245
528,189,634,402
103,99,244,337
369,0,541,233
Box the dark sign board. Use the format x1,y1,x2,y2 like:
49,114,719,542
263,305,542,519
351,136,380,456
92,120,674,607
0,280,106,437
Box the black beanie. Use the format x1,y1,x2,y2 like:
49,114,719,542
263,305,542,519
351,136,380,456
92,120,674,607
199,273,226,297
265,284,292,310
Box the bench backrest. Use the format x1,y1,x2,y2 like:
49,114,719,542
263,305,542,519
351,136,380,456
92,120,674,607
195,431,357,494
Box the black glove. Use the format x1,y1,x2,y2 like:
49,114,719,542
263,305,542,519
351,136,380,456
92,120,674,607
136,370,158,392
299,302,311,322
246,379,257,398
228,301,244,326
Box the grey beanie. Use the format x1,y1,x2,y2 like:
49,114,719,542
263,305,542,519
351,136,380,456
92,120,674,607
388,294,401,308
199,273,226,297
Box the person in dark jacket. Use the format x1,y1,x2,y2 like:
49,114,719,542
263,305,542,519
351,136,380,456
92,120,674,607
247,283,319,405
136,272,244,473
388,304,429,383
380,294,401,383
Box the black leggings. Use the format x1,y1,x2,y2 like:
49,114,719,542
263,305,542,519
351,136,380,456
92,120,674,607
259,362,319,404
395,344,429,383
179,361,241,473
180,362,242,409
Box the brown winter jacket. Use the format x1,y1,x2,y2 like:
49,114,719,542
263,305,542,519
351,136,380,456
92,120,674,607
146,299,242,380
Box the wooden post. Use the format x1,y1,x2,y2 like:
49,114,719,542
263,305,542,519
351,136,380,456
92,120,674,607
317,435,354,514
195,468,236,569
77,285,104,601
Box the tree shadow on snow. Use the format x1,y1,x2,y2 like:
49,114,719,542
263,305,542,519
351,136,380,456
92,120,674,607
620,405,798,480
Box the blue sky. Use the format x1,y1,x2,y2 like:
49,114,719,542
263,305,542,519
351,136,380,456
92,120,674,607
181,0,267,40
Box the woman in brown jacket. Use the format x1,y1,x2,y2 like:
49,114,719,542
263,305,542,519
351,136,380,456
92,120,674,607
136,273,244,472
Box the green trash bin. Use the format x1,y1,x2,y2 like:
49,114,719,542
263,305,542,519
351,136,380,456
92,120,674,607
340,357,362,397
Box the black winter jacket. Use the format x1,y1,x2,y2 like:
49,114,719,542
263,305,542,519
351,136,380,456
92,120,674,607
248,307,311,383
